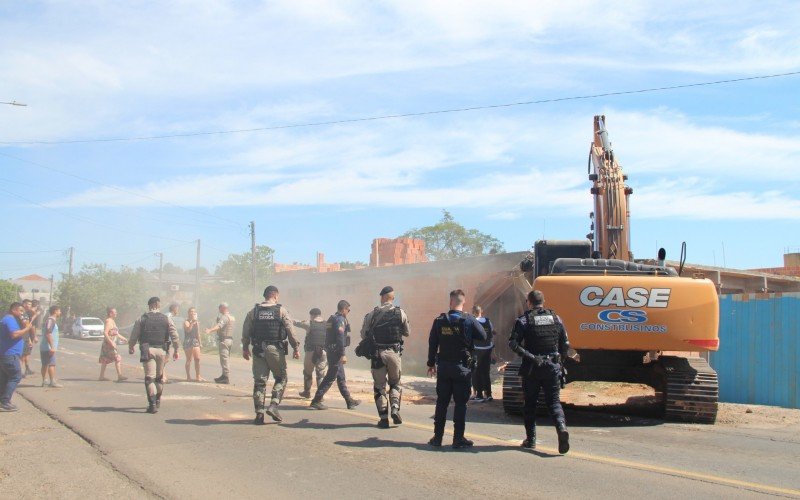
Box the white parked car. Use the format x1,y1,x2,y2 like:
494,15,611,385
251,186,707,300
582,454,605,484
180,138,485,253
73,317,105,339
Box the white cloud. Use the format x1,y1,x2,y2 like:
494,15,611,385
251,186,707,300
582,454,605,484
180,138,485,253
1,1,799,143
45,108,800,222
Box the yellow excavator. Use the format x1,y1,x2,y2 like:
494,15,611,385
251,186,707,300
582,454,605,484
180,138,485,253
502,115,720,423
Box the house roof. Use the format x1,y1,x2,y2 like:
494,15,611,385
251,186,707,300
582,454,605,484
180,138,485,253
15,274,49,282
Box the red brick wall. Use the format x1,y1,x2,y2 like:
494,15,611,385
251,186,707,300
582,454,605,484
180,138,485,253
369,238,428,267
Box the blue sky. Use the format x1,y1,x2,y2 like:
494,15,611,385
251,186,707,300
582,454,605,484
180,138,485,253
1,1,799,279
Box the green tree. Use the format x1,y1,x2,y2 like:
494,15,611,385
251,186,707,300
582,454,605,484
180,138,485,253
0,280,22,312
54,264,150,321
402,210,504,261
214,245,275,287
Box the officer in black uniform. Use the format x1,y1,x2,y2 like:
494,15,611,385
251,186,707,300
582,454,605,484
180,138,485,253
426,289,486,448
509,290,570,453
309,300,361,410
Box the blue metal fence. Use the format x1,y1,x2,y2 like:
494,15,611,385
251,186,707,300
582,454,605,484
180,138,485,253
710,293,799,409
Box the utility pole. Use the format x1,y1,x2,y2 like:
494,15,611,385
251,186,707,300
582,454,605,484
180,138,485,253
48,274,54,309
68,247,74,277
194,239,201,307
155,252,164,290
250,221,257,301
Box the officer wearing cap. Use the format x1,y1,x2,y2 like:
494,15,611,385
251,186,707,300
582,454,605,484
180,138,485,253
242,286,299,424
426,289,486,448
509,290,570,453
293,307,327,398
128,297,180,414
206,302,235,384
360,286,410,428
309,300,361,410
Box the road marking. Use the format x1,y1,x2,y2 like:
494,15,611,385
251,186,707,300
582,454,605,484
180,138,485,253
56,344,800,497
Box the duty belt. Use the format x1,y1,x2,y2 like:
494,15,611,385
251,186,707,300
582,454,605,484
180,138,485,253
375,343,401,351
533,353,560,363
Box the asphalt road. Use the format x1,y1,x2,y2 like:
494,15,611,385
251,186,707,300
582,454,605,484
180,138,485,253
7,338,800,499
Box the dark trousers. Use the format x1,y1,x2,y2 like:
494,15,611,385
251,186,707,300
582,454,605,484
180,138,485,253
0,354,23,404
522,361,566,437
472,348,493,397
433,362,472,438
313,350,351,401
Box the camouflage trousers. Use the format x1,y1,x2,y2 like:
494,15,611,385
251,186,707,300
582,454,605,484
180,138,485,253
252,344,287,413
371,348,402,418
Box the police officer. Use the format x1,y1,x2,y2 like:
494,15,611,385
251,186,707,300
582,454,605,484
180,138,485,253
128,297,180,414
471,304,495,402
361,286,409,428
206,302,235,384
294,308,327,399
242,286,299,424
509,290,570,453
426,289,486,448
309,300,361,410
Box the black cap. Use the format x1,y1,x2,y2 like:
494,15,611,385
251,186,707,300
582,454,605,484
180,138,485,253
263,285,279,297
309,308,322,316
379,286,394,296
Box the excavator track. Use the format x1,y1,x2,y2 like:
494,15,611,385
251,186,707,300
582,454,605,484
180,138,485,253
502,360,524,414
501,360,548,415
659,356,718,424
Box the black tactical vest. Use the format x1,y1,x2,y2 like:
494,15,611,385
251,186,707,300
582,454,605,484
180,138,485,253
304,321,327,350
370,307,403,345
435,313,471,363
473,317,493,348
325,314,350,346
523,308,561,354
140,312,169,346
252,304,285,344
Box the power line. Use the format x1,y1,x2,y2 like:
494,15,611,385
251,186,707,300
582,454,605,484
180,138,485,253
0,152,243,227
0,249,65,254
0,187,194,244
0,174,239,232
1,71,797,146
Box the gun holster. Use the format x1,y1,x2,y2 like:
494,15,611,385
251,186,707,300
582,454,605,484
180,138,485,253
139,343,151,363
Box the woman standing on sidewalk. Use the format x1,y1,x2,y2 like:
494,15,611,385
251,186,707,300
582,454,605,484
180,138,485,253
183,307,204,382
99,307,127,382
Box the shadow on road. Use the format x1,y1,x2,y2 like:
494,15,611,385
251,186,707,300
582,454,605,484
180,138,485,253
69,406,145,414
334,436,559,457
282,418,375,431
165,418,254,426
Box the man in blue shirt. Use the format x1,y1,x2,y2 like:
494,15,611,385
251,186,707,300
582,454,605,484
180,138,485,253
426,290,486,448
309,300,361,410
1,302,36,411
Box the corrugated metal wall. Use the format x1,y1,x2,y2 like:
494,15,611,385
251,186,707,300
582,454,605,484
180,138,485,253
710,293,799,408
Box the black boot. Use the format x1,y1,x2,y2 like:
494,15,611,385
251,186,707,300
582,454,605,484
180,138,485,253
377,417,390,429
556,423,570,454
428,435,442,447
309,399,328,410
146,404,158,414
254,413,265,425
452,436,474,449
522,428,536,449
346,398,361,410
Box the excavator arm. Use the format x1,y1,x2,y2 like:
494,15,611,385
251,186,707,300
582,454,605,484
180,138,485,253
587,115,634,261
